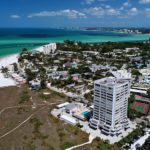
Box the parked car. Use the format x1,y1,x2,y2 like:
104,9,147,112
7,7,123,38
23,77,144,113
77,124,83,128
57,114,61,118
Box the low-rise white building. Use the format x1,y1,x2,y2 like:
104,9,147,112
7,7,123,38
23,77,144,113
82,51,99,56
124,47,139,53
111,69,131,80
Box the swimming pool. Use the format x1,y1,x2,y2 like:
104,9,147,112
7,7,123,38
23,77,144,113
81,111,91,118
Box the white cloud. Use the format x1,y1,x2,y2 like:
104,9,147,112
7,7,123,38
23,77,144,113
145,8,150,16
84,7,120,17
84,7,105,16
105,5,111,9
123,1,131,7
28,9,87,19
106,8,120,15
97,0,109,1
127,7,139,16
119,1,131,11
10,15,21,19
119,7,139,18
83,0,108,5
139,0,150,4
84,0,95,4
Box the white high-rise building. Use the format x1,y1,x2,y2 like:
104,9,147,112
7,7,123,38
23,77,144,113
43,43,57,55
90,77,130,136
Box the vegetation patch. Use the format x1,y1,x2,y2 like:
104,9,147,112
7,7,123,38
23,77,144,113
38,92,51,101
19,90,30,104
26,140,36,150
115,127,145,148
60,142,74,150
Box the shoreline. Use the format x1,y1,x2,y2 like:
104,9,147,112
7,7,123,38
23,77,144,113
0,46,44,88
0,46,44,69
0,54,18,69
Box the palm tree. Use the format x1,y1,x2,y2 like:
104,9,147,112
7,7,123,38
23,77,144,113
1,67,9,78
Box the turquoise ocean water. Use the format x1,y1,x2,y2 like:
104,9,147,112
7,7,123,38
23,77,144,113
0,28,150,57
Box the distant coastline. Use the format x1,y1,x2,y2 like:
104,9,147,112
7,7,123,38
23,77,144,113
82,27,150,34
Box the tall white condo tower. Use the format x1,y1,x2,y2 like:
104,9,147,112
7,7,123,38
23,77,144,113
90,77,130,136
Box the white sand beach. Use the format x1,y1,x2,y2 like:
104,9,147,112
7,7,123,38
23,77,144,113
0,73,16,88
0,46,44,69
34,46,44,52
0,54,18,88
0,46,44,88
0,54,18,69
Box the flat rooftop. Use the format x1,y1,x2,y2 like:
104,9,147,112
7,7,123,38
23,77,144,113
94,77,128,86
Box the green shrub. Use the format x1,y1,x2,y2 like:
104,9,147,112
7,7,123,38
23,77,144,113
60,142,74,150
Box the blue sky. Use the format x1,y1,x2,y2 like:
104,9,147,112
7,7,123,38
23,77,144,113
0,0,150,27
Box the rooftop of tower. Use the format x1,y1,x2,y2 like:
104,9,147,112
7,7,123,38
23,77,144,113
94,77,128,87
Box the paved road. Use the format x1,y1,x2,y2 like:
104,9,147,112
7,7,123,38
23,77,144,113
47,84,79,98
